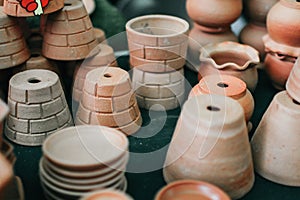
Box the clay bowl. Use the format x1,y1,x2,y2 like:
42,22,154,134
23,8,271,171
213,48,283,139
155,180,230,200
42,126,129,171
80,189,133,200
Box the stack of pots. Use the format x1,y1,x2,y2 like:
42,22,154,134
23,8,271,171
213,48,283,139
75,67,142,136
198,41,260,92
186,0,241,71
73,44,117,103
240,0,278,61
5,69,73,146
40,126,129,199
164,94,254,199
251,58,300,186
126,14,189,111
263,0,300,90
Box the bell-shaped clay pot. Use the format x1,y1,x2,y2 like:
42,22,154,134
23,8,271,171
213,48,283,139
190,74,254,123
164,94,254,199
286,58,300,103
267,0,300,48
251,91,300,186
186,0,242,32
198,41,260,92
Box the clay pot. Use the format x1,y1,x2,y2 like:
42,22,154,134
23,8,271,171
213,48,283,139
243,0,278,25
0,7,30,69
93,28,106,44
73,44,117,102
155,180,230,200
186,0,242,32
80,189,133,200
164,94,254,199
0,99,9,149
132,67,185,111
264,52,295,90
82,0,96,15
198,41,260,92
3,0,64,17
42,0,99,60
239,23,268,60
286,58,300,102
75,67,142,136
126,15,189,72
251,91,300,186
5,69,73,146
190,75,254,123
0,153,13,197
267,0,300,48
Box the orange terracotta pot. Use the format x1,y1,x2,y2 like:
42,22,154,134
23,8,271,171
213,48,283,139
286,58,300,102
251,91,300,186
198,41,260,92
164,94,254,199
155,180,230,200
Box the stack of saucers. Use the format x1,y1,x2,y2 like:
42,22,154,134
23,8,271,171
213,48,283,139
39,126,129,200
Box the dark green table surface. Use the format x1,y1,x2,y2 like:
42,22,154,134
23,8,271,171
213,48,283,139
6,0,300,199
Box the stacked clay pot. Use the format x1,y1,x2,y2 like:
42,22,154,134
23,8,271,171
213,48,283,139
251,90,300,186
0,7,30,69
75,67,142,136
40,126,129,199
240,0,278,61
0,99,9,149
263,0,300,90
164,94,254,199
5,69,73,146
42,0,99,61
73,44,117,103
198,41,260,92
186,0,241,71
190,74,254,131
126,14,189,111
3,0,63,16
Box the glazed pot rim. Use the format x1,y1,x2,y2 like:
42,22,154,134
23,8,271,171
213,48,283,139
0,99,9,122
200,41,260,70
126,14,189,38
155,179,230,200
279,0,300,9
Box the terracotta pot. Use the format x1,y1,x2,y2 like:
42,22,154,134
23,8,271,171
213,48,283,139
164,94,254,199
93,28,106,44
5,69,73,146
0,153,13,197
186,0,242,32
42,0,99,60
126,15,189,72
0,7,30,69
239,23,268,61
251,91,300,186
3,0,64,17
198,41,260,92
155,180,230,200
286,58,300,102
0,99,9,149
243,0,278,25
82,0,95,15
80,189,133,200
190,75,254,123
267,0,300,47
264,52,295,90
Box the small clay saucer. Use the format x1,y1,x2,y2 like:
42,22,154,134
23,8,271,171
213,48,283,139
80,189,133,200
155,180,230,200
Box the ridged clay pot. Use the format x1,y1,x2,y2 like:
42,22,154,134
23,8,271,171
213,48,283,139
251,91,300,186
267,0,300,48
286,58,300,102
164,94,254,199
186,0,242,32
198,41,260,92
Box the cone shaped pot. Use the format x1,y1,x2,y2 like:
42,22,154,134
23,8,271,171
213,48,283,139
164,94,254,199
251,91,300,186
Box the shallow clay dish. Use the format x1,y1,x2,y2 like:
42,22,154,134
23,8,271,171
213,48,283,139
42,126,128,170
80,189,133,200
155,180,230,200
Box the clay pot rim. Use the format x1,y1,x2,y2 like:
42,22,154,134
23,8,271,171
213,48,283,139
126,14,189,38
280,0,300,9
80,189,133,200
155,180,230,200
0,99,9,122
263,35,300,58
200,41,260,70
